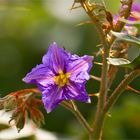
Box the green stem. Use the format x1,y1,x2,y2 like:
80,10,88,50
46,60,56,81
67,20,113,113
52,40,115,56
92,31,109,140
80,2,109,139
104,68,140,113
109,0,133,44
10,88,41,97
79,2,108,140
92,69,140,140
61,101,93,136
81,0,109,111
73,107,93,135
80,0,133,140
90,75,101,82
108,0,133,88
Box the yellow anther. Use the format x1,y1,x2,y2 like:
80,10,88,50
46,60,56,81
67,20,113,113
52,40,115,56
58,70,63,74
55,76,60,85
54,70,70,87
60,74,65,79
66,73,70,78
62,77,67,84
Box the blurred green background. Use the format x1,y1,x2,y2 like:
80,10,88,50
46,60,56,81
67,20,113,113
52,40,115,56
0,0,140,139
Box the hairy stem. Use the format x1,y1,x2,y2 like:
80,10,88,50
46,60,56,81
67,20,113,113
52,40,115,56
104,68,140,113
80,0,109,110
73,107,93,135
80,0,133,139
108,0,133,87
80,2,109,139
90,75,101,82
92,28,109,140
61,101,93,136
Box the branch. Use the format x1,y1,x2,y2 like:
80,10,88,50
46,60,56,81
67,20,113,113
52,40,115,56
80,0,133,139
108,0,133,88
61,101,93,135
104,68,140,113
109,0,133,44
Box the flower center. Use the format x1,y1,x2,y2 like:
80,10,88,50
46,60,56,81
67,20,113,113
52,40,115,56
54,70,70,87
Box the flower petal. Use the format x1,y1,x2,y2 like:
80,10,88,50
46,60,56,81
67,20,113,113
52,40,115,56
113,14,119,24
132,1,140,12
23,42,93,113
23,64,55,86
42,85,64,113
64,82,91,103
114,1,140,24
42,42,70,73
67,55,93,83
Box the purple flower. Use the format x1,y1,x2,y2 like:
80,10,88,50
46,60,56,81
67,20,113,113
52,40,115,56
113,1,140,36
129,1,140,21
23,42,93,113
114,1,140,23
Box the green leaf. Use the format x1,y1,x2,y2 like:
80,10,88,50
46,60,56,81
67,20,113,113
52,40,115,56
107,58,132,68
130,54,140,69
111,31,140,47
107,54,140,69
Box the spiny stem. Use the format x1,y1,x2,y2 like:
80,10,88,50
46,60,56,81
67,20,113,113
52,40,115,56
110,0,133,43
80,2,109,140
108,0,133,88
81,0,109,110
61,101,93,135
90,75,101,82
73,106,93,134
80,0,133,140
104,68,140,113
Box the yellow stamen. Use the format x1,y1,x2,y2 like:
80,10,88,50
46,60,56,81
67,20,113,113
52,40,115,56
54,70,70,87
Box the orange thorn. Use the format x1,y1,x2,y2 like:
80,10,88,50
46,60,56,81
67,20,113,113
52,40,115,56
126,86,140,94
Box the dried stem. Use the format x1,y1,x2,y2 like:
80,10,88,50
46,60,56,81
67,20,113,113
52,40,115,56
10,88,40,97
